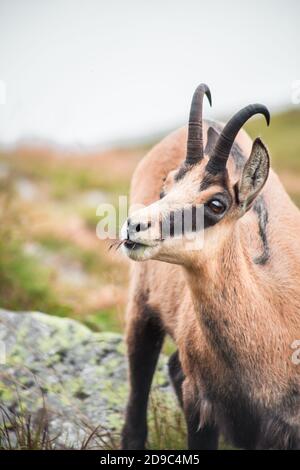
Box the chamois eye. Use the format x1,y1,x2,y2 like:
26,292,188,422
207,199,226,215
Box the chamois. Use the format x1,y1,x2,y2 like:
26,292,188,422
120,84,300,450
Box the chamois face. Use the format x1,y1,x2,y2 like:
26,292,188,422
121,137,270,265
121,84,270,265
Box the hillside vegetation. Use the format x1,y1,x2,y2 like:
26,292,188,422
0,108,299,332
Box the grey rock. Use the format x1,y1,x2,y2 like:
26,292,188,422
0,310,175,449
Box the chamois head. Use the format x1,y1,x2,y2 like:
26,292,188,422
121,84,270,263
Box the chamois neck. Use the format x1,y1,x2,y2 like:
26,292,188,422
182,220,293,390
184,221,262,317
186,222,248,289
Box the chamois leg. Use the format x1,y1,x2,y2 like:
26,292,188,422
184,397,219,450
168,351,219,450
121,304,165,450
168,351,184,407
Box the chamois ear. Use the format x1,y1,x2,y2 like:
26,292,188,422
204,127,220,156
236,138,270,212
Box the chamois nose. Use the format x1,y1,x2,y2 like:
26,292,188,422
127,218,151,237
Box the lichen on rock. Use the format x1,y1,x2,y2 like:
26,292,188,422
0,309,175,448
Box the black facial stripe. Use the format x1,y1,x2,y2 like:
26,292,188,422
204,191,232,228
200,171,229,192
174,163,193,182
203,206,224,229
169,210,175,237
253,195,270,265
161,206,203,238
161,193,230,238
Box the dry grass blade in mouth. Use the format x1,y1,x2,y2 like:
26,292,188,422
108,239,125,251
108,239,143,252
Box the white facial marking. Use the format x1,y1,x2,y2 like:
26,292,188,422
120,220,128,241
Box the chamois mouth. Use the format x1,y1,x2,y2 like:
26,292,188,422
122,237,163,261
123,240,150,250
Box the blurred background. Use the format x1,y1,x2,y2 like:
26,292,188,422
0,0,299,334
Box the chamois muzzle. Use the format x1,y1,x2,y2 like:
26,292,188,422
127,218,151,237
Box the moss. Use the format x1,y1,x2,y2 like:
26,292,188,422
163,337,176,356
0,386,14,402
33,312,91,336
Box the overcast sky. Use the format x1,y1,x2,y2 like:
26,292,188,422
0,0,299,147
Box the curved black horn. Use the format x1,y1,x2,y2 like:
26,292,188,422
185,83,212,165
206,104,270,175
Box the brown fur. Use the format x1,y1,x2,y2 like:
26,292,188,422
122,121,300,449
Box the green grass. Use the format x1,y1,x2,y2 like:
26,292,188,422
148,393,186,450
289,192,300,207
0,229,71,317
1,109,298,450
0,190,71,317
50,167,129,200
0,386,187,450
0,152,130,200
0,107,299,329
246,109,300,173
0,391,234,450
0,402,120,450
80,207,102,231
36,233,122,283
83,307,122,333
0,107,298,330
